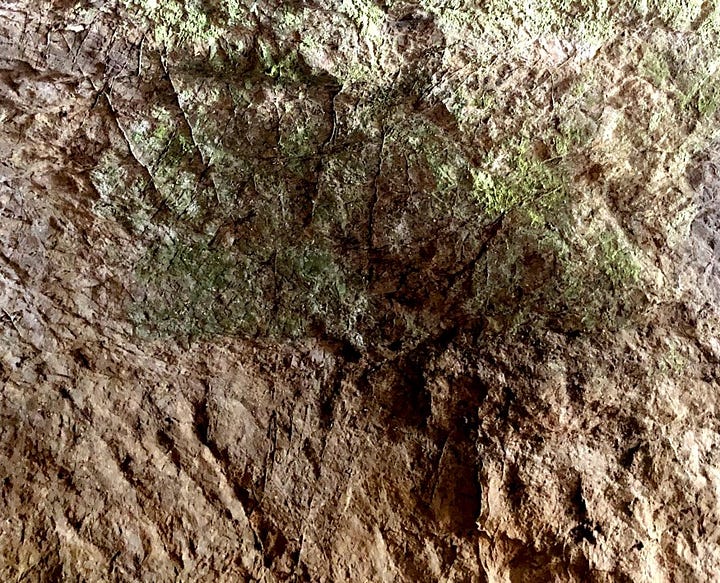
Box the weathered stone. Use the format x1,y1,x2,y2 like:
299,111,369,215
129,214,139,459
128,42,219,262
2,1,720,581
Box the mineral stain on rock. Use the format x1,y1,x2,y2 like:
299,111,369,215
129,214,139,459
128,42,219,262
2,0,720,581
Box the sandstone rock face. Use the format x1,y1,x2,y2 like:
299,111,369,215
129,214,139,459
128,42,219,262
2,1,720,581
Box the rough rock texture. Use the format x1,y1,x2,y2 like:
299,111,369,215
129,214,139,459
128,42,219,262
2,1,720,581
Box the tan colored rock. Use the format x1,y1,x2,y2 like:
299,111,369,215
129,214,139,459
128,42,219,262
2,1,720,581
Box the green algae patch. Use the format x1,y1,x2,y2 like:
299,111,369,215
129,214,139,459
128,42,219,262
93,0,720,347
131,235,369,344
91,152,155,234
470,142,566,219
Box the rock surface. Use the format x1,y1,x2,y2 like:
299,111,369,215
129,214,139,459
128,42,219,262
2,1,720,581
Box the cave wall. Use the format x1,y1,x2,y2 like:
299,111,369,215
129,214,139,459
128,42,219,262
2,1,720,581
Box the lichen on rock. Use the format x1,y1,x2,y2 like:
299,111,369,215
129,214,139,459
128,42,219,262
2,0,720,581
